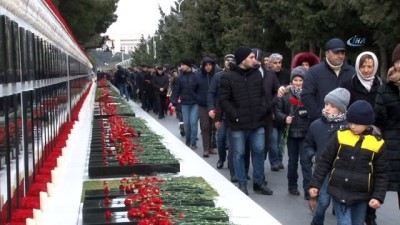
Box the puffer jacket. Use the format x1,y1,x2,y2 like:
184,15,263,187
304,116,347,162
275,92,309,138
310,128,389,205
218,64,267,131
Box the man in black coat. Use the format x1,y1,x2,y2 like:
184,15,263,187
218,46,273,195
301,38,355,122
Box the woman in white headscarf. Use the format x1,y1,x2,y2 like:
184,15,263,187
343,51,382,225
343,51,382,107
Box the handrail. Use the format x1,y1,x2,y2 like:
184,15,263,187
0,0,91,68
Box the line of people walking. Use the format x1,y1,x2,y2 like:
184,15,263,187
108,37,400,225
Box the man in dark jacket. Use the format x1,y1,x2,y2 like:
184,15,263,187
114,65,129,101
171,59,199,149
152,66,169,119
196,56,217,157
219,46,273,195
301,38,355,122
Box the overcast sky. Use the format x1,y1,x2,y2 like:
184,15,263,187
105,0,177,36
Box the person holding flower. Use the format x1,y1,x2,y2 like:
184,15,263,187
275,66,311,196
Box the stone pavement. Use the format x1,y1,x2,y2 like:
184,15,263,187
146,107,398,225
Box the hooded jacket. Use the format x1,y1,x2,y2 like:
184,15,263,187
195,56,216,107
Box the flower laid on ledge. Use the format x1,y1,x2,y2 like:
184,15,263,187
82,176,229,225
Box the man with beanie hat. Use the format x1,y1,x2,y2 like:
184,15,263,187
219,46,273,195
310,100,388,225
234,46,253,66
301,37,355,122
207,53,251,179
304,87,350,224
171,58,200,149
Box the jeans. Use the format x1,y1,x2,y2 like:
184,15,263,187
268,127,283,166
231,127,265,184
313,176,331,225
117,83,129,100
181,104,199,145
217,120,228,161
332,197,367,225
287,137,312,191
227,127,250,177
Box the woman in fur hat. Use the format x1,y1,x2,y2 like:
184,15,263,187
291,52,320,70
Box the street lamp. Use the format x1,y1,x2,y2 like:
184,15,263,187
120,48,125,62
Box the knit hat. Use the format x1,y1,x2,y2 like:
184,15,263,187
252,48,264,62
224,54,235,61
346,100,375,125
392,44,400,63
324,88,350,113
325,38,346,51
234,46,253,65
290,66,307,81
181,58,193,67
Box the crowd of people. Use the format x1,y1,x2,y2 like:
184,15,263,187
104,38,400,225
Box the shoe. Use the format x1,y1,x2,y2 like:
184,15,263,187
288,187,300,196
230,176,238,183
304,191,311,200
216,160,224,169
271,165,280,171
238,183,249,195
179,123,185,137
365,219,377,225
209,148,217,154
203,150,209,158
190,144,197,150
279,162,284,169
185,139,190,146
253,182,273,195
310,220,317,225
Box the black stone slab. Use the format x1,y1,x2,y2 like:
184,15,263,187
88,162,180,178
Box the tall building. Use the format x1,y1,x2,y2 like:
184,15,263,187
107,33,142,53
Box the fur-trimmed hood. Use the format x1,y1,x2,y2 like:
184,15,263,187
291,52,320,69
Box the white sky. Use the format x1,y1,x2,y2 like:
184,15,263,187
105,0,177,36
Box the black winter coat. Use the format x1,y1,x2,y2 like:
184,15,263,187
218,65,267,131
374,82,400,191
310,129,389,205
342,74,382,106
152,73,169,95
275,92,309,138
303,116,347,162
301,60,355,122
